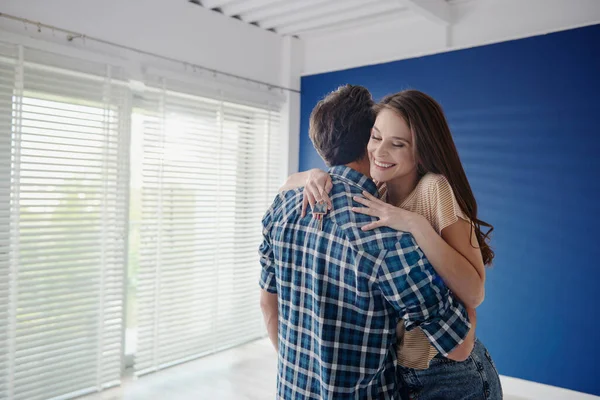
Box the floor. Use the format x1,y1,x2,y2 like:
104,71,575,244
83,339,277,400
82,338,527,400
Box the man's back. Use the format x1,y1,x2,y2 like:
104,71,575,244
259,166,470,399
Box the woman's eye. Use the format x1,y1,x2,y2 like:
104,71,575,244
393,143,405,148
371,136,382,141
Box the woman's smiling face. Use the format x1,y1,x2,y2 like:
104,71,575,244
367,108,418,183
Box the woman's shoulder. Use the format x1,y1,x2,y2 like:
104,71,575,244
415,173,452,197
411,173,466,229
421,172,448,184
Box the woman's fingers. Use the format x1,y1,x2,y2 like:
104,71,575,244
362,190,377,199
325,195,333,210
304,186,384,218
316,184,332,210
301,194,309,218
362,191,386,206
351,206,379,217
322,176,333,193
307,181,322,203
303,179,331,217
324,181,333,209
361,220,383,231
352,195,372,207
306,190,317,215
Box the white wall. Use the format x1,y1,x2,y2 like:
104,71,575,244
280,36,303,176
0,0,303,177
0,0,291,89
302,0,600,76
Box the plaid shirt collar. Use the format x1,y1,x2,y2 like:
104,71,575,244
328,165,378,197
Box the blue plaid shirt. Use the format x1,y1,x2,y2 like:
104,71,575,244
259,166,470,400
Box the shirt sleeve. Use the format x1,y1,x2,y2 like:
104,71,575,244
258,194,282,294
429,175,468,234
376,235,471,357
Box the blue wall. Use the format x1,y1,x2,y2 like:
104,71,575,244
299,25,600,395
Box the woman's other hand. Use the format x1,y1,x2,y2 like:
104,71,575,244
352,191,426,232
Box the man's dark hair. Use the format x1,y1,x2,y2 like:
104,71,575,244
309,84,375,166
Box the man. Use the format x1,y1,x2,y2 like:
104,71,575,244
259,85,474,399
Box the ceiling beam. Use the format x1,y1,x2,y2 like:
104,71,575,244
261,0,388,30
277,1,402,35
241,0,330,23
200,0,237,10
398,0,452,25
298,10,415,38
220,0,284,17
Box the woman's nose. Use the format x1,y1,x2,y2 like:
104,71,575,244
373,146,389,157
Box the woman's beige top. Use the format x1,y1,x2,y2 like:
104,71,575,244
378,173,468,369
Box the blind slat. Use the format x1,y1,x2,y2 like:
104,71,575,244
134,78,282,374
0,44,126,400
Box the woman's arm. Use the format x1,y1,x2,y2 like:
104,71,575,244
280,169,333,217
353,191,485,308
410,217,486,308
279,170,314,192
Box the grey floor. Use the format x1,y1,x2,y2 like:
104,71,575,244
83,338,277,400
83,338,525,400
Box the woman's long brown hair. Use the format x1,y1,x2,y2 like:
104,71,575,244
375,90,495,265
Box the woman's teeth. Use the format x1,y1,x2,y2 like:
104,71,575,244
374,160,395,168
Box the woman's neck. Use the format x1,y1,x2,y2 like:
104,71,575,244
385,170,420,206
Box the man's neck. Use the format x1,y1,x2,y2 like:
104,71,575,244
345,159,371,179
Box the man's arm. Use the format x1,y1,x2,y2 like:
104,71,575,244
377,235,472,358
260,289,278,351
258,194,282,351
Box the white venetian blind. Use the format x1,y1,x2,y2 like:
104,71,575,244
0,44,129,400
133,76,283,375
0,42,16,400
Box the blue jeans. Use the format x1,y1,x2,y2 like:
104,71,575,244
397,339,503,400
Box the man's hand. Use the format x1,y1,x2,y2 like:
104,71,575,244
260,289,278,351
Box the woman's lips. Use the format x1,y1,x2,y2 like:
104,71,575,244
373,159,396,169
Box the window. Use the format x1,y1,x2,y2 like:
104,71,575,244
0,45,128,399
131,82,282,375
0,42,283,398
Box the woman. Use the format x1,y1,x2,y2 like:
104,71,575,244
282,90,502,400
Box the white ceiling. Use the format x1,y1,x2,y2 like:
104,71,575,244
191,0,463,38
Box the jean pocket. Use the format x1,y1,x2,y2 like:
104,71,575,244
428,355,457,366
